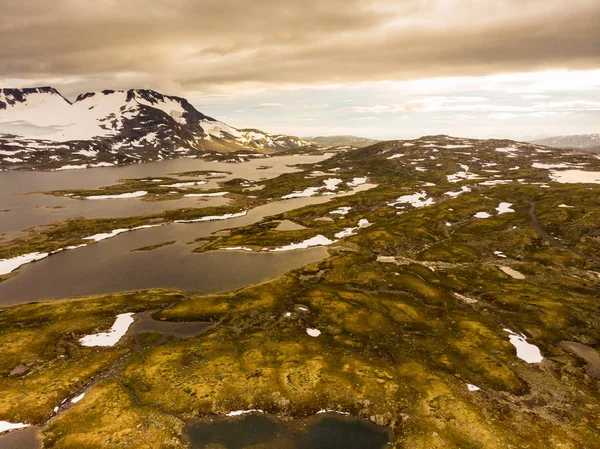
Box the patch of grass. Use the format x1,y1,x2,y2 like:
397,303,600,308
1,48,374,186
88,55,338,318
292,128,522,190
0,289,186,424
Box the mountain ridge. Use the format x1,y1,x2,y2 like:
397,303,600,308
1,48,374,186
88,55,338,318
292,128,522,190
305,135,380,148
0,86,72,108
532,133,600,149
0,87,316,170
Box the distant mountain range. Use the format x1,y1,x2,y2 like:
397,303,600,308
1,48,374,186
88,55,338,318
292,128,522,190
0,87,315,170
304,135,379,148
532,133,600,151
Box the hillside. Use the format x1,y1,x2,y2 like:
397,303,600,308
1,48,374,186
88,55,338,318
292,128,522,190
304,135,380,148
0,87,315,170
1,134,600,448
532,133,600,149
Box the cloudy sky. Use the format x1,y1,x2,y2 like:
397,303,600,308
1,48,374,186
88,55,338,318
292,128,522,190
1,0,599,140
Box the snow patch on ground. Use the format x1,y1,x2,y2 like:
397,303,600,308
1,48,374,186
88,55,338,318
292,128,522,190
454,293,478,304
282,178,343,199
496,147,519,154
271,235,334,252
496,202,515,214
474,212,491,219
447,168,482,183
445,186,471,198
74,149,98,158
89,162,116,168
184,192,228,197
330,207,352,216
79,313,135,347
175,211,247,223
499,266,525,279
317,410,350,415
282,186,324,199
270,219,370,252
504,329,543,363
467,384,481,392
532,162,574,169
334,228,355,239
86,191,147,200
323,178,343,190
549,170,600,184
84,225,159,242
441,144,472,149
347,177,367,187
306,328,321,337
161,181,207,188
225,409,264,417
71,393,86,403
54,164,88,171
479,179,512,186
0,252,50,276
0,421,29,434
389,191,434,208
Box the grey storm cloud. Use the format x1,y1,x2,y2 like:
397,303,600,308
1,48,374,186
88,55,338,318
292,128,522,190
1,0,599,94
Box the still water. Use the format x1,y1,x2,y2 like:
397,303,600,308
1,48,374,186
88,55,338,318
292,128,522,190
0,154,330,238
0,154,370,306
0,192,349,305
186,413,392,449
129,311,213,338
0,414,392,449
0,427,41,449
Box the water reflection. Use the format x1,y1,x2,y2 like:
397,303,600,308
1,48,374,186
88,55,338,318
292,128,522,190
0,154,330,238
0,245,328,306
129,311,212,338
297,415,390,449
186,413,392,449
188,414,280,449
0,188,364,306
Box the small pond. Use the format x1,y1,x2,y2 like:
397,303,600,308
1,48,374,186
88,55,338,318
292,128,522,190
186,413,392,449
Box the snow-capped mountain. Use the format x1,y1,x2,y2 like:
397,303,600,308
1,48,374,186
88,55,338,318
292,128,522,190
532,133,600,149
0,87,313,169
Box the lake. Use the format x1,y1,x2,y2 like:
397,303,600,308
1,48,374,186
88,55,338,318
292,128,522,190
0,156,371,306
